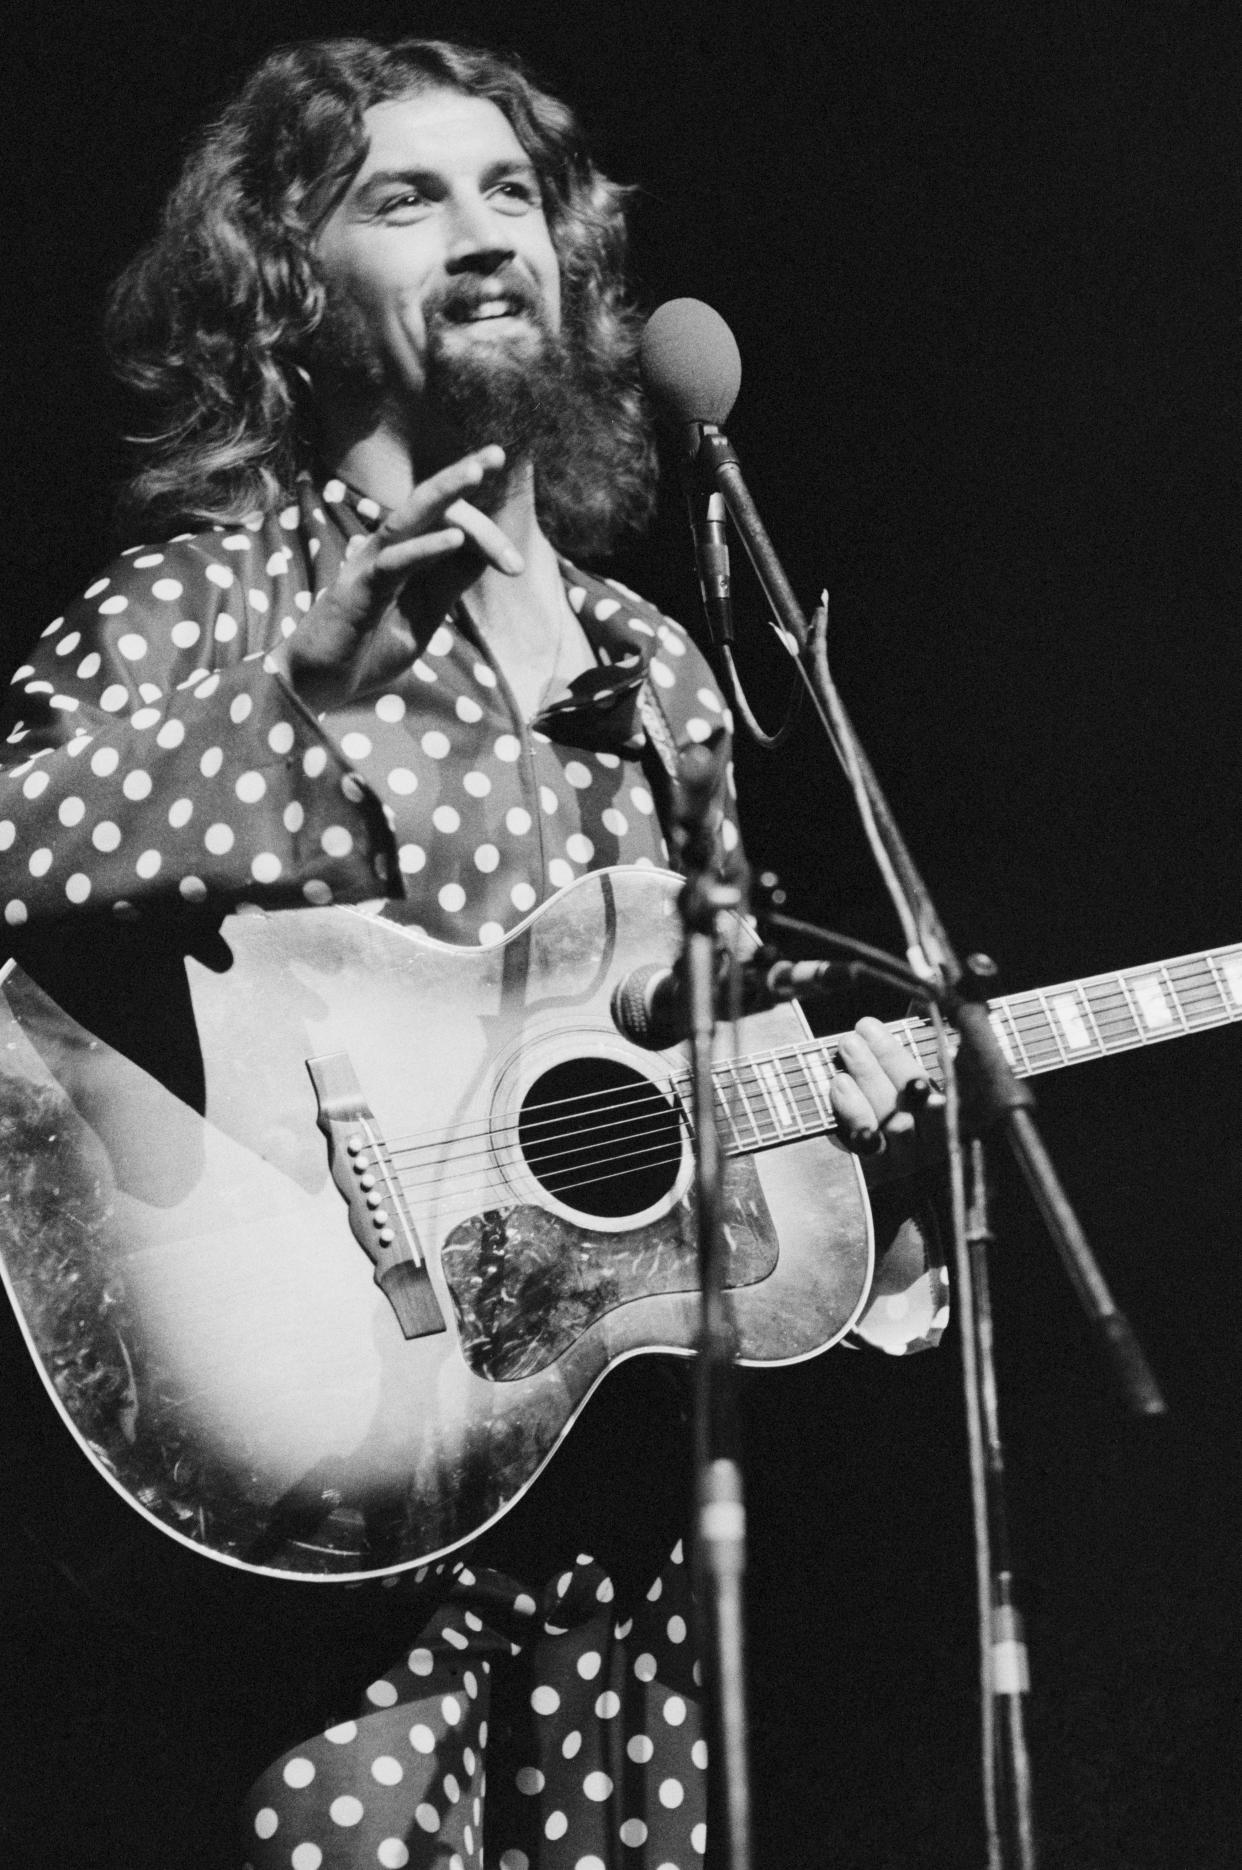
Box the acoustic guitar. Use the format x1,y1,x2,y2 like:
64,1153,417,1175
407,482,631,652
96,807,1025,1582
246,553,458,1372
0,865,1237,1581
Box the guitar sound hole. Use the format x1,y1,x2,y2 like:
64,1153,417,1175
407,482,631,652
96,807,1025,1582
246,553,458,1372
518,1058,685,1220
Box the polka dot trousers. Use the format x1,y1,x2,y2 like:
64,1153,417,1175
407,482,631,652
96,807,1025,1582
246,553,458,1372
241,1543,706,1870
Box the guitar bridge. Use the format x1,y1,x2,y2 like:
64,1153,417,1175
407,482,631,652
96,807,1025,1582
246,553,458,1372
306,1052,446,1341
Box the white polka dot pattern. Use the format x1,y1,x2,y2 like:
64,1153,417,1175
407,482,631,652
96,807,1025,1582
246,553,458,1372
0,491,426,921
241,1546,705,1870
0,467,743,1052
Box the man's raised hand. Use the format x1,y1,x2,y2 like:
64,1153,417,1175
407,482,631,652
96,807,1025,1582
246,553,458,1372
276,445,519,712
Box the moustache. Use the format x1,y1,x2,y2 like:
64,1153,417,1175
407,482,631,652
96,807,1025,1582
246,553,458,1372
424,273,550,335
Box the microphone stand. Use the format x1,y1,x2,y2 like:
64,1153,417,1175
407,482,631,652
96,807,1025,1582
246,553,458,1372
680,420,1166,1870
674,747,755,1870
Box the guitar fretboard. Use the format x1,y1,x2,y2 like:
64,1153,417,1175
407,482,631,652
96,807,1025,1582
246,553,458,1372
675,942,1242,1155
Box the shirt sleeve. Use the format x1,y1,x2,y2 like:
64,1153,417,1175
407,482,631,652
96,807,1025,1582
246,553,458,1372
847,1191,951,1355
0,542,400,931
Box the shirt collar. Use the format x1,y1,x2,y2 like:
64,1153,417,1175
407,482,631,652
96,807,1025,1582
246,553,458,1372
309,476,663,759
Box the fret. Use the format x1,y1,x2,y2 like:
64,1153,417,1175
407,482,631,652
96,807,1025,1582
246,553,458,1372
1035,991,1075,1065
735,1059,782,1144
801,1045,840,1132
1205,952,1231,1022
879,1016,937,1080
987,1006,1017,1069
1082,975,1143,1053
1217,949,1242,1011
784,1051,822,1132
705,941,1242,1161
791,1045,832,1129
1158,965,1190,1031
1046,986,1105,1058
754,1056,802,1137
1127,970,1178,1033
987,1002,1025,1077
896,1018,935,1075
1005,991,1064,1072
712,1059,764,1151
769,1050,822,1135
710,1062,749,1153
1166,954,1229,1028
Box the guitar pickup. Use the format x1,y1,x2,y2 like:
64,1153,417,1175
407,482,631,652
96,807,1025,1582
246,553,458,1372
307,1052,446,1341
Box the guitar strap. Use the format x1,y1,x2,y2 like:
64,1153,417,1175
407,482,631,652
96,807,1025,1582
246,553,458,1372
636,675,685,847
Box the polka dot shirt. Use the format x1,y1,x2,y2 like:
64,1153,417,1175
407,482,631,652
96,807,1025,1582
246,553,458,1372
0,477,942,1866
0,474,740,940
240,1542,708,1870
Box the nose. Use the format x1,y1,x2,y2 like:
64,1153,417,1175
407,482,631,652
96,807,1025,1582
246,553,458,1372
443,192,515,277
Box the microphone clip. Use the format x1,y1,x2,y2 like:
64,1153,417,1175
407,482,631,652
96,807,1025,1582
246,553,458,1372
678,426,740,654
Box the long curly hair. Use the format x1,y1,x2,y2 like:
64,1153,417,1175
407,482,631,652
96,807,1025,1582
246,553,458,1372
106,36,657,558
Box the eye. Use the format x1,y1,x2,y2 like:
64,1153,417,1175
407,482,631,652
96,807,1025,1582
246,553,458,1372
374,189,431,221
492,178,540,213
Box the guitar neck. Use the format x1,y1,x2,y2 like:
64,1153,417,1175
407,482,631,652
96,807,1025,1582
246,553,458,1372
687,941,1242,1156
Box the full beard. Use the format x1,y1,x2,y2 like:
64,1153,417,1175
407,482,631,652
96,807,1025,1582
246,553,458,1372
305,274,598,513
421,312,579,509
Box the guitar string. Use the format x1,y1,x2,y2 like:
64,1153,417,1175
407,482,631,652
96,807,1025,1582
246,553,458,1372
379,1056,836,1174
387,1060,869,1205
393,1117,697,1202
390,967,1237,1211
383,1077,789,1189
375,1039,845,1158
374,959,1232,1163
352,967,1237,1175
388,986,1217,1212
374,982,1230,1190
401,1137,695,1216
368,1054,835,1202
351,972,1242,1217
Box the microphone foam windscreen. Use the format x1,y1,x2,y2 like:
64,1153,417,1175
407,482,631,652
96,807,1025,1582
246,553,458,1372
639,298,742,426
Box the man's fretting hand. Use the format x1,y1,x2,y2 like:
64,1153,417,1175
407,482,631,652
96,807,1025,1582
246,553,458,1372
830,1016,946,1184
273,445,520,713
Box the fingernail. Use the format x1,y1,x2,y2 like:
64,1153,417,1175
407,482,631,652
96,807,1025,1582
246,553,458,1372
502,547,524,573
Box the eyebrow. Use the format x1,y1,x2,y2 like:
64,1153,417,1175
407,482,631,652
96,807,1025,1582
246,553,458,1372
354,158,541,203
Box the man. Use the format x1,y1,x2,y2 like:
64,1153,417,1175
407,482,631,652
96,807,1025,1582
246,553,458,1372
0,37,939,1869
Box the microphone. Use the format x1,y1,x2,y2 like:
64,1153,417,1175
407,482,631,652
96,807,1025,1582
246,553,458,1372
640,297,742,432
611,951,854,1051
640,299,743,651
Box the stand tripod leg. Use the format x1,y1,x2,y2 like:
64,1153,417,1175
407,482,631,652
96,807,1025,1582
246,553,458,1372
968,1138,1039,1870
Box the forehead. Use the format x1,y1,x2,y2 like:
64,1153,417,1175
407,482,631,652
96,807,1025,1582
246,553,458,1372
353,89,532,180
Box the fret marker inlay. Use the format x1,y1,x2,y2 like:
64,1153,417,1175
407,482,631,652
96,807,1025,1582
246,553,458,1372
1050,992,1094,1051
989,1012,1016,1066
804,1051,837,1112
756,1061,795,1130
1132,975,1175,1029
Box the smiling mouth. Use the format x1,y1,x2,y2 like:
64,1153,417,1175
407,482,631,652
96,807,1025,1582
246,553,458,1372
448,296,532,326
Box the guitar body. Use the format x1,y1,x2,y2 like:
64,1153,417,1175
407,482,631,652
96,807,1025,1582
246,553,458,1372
0,867,872,1581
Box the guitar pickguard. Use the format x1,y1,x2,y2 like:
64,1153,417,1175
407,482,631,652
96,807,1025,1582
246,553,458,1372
442,1159,779,1383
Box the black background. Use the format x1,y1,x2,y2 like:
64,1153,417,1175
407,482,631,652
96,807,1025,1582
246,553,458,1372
3,3,1242,1865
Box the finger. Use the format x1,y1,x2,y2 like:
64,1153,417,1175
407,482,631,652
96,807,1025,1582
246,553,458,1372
383,447,507,540
835,1028,910,1125
372,527,468,579
853,1016,933,1097
442,497,524,575
828,1068,886,1156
